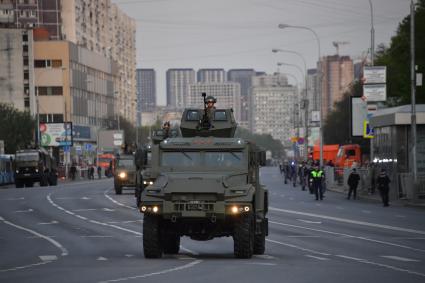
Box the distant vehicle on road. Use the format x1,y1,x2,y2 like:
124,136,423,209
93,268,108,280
97,153,116,177
114,154,136,194
313,144,361,168
14,148,57,188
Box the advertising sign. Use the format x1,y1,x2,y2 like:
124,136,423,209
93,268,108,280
351,97,367,137
363,84,387,102
311,111,320,122
40,122,73,147
363,66,386,84
98,130,124,152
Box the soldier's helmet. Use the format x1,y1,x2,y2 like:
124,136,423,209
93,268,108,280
205,95,216,104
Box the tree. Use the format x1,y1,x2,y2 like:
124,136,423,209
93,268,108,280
322,83,370,153
0,103,35,154
374,0,425,105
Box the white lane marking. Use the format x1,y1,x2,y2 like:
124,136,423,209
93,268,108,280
336,255,425,278
39,255,58,261
97,257,108,261
305,255,330,261
125,254,134,258
335,206,344,210
103,189,136,210
297,219,322,224
392,237,425,240
266,239,330,256
102,208,115,212
0,216,68,257
72,208,97,212
81,235,113,238
270,206,425,235
2,197,25,201
47,194,143,236
0,261,51,273
98,260,203,283
253,254,276,260
107,220,142,224
286,235,321,238
245,262,277,266
37,220,59,225
395,215,406,218
56,197,91,200
269,220,425,253
14,208,33,213
361,210,371,214
381,256,420,262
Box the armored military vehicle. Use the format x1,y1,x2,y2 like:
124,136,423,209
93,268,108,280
14,148,57,188
139,94,268,259
114,154,137,194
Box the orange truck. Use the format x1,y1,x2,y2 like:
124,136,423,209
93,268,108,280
312,144,361,168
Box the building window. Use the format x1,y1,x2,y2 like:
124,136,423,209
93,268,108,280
53,114,64,123
36,86,63,96
23,71,29,80
34,59,61,68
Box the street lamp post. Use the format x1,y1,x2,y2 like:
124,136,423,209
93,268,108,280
278,24,323,167
273,49,310,160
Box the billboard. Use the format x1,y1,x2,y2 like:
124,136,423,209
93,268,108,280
351,97,367,137
98,130,124,152
40,122,73,147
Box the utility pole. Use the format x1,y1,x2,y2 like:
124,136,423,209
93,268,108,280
411,0,417,184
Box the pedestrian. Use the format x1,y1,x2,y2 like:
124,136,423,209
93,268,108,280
311,166,324,200
376,168,391,207
70,164,76,180
97,165,102,179
347,168,360,200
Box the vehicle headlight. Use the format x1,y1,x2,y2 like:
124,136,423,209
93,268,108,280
119,172,127,178
149,181,154,185
15,170,19,174
35,169,39,173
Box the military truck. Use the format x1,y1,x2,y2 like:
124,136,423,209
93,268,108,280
139,100,268,259
14,148,57,188
114,154,137,194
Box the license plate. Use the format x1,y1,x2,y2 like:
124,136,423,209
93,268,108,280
24,174,30,176
186,204,204,211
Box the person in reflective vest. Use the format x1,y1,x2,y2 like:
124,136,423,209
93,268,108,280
311,166,324,200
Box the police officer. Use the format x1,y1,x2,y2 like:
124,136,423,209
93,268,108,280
311,165,324,200
376,168,391,207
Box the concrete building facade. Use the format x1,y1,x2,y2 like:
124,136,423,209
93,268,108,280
250,73,297,147
228,69,256,129
320,55,354,119
197,68,226,83
166,68,195,110
188,82,241,122
136,69,156,112
0,28,35,114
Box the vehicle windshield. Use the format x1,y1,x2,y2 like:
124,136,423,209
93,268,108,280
160,151,244,169
117,159,134,167
16,152,39,162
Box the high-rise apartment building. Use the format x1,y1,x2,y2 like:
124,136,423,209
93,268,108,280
250,73,297,147
227,69,256,129
307,68,319,112
136,69,156,112
0,0,137,123
166,69,195,109
197,69,226,83
187,82,241,121
320,55,354,119
0,28,34,114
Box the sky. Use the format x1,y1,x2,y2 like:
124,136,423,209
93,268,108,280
112,0,411,106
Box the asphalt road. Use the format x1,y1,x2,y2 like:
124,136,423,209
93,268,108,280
1,167,424,283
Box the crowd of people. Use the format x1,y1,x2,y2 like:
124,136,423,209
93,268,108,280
279,160,391,206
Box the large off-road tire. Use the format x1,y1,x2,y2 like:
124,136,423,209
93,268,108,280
163,234,180,254
40,174,48,187
253,222,266,255
49,174,58,186
233,213,254,259
114,184,122,195
143,214,163,258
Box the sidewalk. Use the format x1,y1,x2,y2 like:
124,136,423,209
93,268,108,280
327,184,425,209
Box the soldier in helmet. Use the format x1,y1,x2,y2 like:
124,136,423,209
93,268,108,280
162,121,171,139
205,95,216,122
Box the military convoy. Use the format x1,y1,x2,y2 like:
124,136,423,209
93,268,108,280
138,95,268,259
114,154,137,194
14,148,57,188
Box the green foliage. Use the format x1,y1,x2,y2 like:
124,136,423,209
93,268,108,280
0,103,35,154
323,83,370,152
235,127,285,158
375,0,425,105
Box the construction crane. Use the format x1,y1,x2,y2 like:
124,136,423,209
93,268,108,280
333,41,349,55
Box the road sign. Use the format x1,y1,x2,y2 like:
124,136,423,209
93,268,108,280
363,66,386,84
363,84,387,102
363,120,374,139
85,143,93,151
63,145,70,152
311,111,320,122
